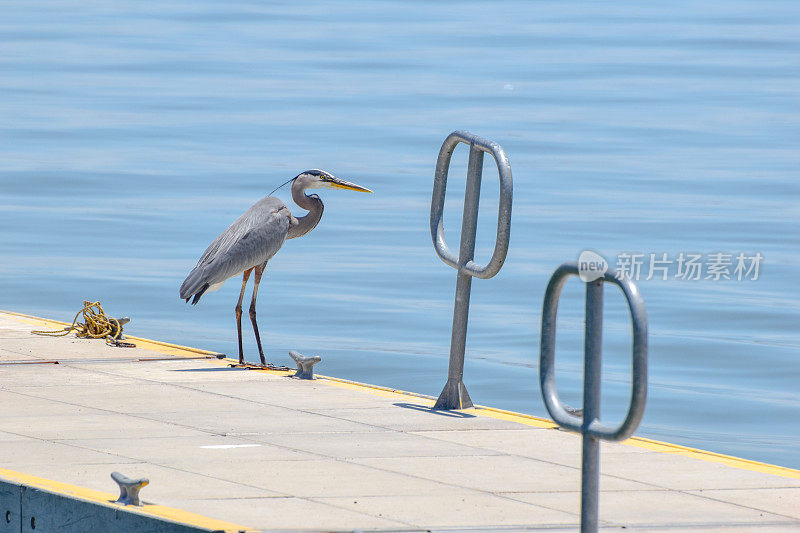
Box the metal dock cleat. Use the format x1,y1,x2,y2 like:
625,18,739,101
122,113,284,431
110,471,149,506
112,316,131,339
288,350,321,379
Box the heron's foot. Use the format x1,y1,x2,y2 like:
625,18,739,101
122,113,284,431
263,361,291,371
228,362,258,369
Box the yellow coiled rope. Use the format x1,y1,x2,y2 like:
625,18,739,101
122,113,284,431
32,300,135,348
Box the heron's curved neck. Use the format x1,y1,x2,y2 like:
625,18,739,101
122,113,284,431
286,179,324,239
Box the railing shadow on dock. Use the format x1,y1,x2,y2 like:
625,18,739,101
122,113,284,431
393,402,476,418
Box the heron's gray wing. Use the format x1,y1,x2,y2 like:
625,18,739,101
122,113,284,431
196,197,283,265
180,197,291,299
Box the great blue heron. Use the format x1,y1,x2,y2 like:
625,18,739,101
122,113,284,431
179,169,372,366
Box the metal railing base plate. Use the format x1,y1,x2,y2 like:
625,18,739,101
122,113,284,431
433,378,473,410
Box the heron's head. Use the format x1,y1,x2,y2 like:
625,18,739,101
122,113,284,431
294,169,373,193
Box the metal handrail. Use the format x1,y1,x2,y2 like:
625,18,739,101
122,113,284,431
539,261,648,532
431,131,513,279
430,131,513,410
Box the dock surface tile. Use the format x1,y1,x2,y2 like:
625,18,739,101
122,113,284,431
1,311,799,532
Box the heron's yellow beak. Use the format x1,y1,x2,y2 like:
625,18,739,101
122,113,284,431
327,177,373,193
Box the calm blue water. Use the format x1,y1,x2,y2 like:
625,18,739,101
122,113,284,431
2,1,798,468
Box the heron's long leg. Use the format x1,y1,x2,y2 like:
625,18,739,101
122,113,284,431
249,263,268,366
235,268,254,365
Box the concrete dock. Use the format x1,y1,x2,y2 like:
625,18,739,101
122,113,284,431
1,310,799,532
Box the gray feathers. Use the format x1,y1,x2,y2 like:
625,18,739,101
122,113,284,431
179,197,292,303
